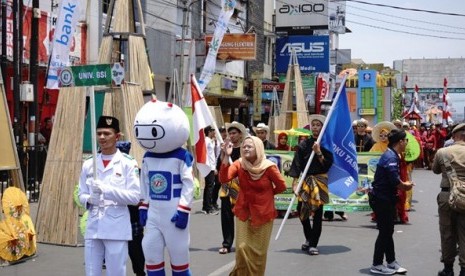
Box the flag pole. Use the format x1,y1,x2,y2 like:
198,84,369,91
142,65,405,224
275,74,348,240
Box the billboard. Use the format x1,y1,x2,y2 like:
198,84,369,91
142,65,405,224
275,35,330,74
276,0,328,32
205,33,257,61
329,0,347,34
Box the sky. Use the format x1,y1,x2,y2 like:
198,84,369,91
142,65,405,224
338,0,465,66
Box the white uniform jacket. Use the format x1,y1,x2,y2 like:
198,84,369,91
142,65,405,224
78,150,140,240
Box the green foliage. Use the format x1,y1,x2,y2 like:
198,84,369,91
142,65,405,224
391,88,404,120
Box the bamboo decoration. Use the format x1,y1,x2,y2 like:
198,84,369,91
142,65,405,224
128,36,154,91
35,87,86,246
276,50,309,131
102,84,145,165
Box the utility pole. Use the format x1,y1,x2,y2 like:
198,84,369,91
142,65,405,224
179,0,188,107
1,0,8,80
13,0,23,143
29,0,40,187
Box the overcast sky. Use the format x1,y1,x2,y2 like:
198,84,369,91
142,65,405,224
339,0,465,66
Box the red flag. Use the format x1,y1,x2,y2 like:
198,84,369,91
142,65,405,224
315,74,327,114
191,74,215,177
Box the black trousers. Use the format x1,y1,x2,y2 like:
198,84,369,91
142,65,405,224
220,196,235,249
373,198,396,266
297,201,323,248
212,175,221,208
202,171,216,212
128,234,145,276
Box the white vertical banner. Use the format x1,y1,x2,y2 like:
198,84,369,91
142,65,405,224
46,0,82,89
198,0,236,91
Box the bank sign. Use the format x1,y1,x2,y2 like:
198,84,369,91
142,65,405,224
275,35,329,74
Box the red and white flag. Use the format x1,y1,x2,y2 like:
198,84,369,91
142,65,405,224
443,77,453,124
191,74,215,177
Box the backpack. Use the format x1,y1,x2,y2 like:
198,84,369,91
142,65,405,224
443,155,465,213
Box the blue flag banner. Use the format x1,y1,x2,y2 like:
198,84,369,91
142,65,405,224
321,86,358,199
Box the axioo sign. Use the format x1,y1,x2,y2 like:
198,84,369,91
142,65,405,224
275,35,329,74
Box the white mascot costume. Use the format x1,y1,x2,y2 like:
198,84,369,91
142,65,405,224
134,99,193,276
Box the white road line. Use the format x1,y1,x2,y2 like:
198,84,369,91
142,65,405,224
208,260,235,276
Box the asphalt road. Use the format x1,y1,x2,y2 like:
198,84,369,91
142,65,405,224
1,168,457,275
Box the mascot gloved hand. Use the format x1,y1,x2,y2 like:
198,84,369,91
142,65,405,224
139,205,148,227
171,210,189,229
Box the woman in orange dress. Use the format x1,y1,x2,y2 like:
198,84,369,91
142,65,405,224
219,136,286,276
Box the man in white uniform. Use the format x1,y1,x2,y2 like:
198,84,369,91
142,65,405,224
78,116,140,276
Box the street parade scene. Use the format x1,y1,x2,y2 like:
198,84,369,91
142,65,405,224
1,0,465,275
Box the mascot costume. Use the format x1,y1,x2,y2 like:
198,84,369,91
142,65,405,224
134,99,193,276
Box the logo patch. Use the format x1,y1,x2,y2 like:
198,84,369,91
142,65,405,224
148,171,172,200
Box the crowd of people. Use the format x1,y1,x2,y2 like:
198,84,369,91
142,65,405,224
76,107,465,276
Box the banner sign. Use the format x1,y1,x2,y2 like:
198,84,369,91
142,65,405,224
276,0,328,32
275,35,329,74
198,0,237,91
205,33,256,61
267,150,379,212
46,0,83,89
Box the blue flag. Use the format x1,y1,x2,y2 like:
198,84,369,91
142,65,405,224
321,86,358,199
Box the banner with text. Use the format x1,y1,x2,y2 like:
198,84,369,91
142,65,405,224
275,35,329,74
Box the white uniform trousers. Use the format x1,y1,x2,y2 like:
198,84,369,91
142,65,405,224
85,239,128,276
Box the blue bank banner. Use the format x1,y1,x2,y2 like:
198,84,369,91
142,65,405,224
275,35,330,74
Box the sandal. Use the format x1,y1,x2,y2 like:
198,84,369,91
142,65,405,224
219,247,230,254
308,247,319,255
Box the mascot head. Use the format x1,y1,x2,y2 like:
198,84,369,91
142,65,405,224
134,99,189,153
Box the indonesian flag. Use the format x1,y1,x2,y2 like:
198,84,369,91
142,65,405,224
315,73,328,114
191,74,215,177
443,77,453,124
413,84,420,105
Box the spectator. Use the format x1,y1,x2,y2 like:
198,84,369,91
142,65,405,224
355,118,375,152
276,132,290,151
253,123,276,150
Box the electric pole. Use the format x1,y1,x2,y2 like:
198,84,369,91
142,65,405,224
29,0,40,187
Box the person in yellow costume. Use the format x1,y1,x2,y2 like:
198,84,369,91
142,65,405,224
370,121,397,153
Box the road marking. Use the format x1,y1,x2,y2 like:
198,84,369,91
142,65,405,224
208,260,235,276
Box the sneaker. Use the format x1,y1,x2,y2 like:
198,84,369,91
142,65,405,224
387,260,407,274
308,247,319,255
437,268,454,276
200,210,208,215
370,264,396,275
301,240,310,251
208,209,219,215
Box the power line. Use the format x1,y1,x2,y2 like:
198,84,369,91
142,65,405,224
345,0,465,17
346,3,465,31
346,19,465,40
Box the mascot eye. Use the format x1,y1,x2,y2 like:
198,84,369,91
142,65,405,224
135,127,139,137
152,127,157,137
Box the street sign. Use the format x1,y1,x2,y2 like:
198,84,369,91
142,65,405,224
59,63,124,87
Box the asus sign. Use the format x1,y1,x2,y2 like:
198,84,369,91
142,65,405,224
275,35,330,74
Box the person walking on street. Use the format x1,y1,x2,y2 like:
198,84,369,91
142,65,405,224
202,126,219,215
432,123,465,276
219,136,286,275
369,128,412,275
288,114,334,256
218,122,247,254
78,116,140,276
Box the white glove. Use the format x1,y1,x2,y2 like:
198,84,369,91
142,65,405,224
87,192,101,205
91,179,104,195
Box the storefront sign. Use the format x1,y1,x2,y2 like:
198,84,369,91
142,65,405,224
205,33,257,61
358,108,376,116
